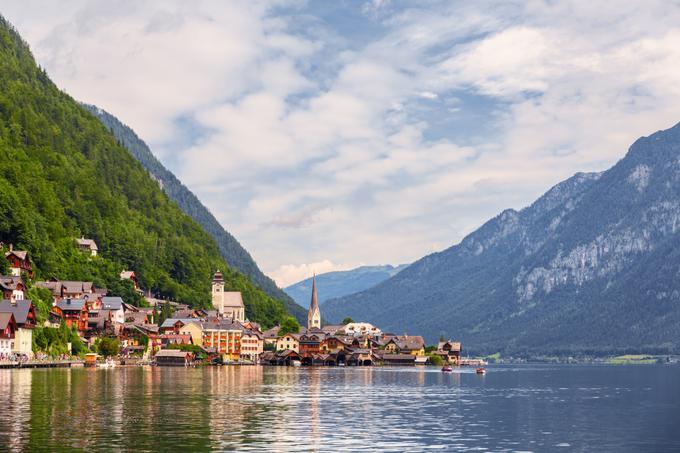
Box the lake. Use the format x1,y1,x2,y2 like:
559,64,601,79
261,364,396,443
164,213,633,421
0,364,678,452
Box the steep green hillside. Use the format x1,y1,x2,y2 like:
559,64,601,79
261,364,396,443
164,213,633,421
83,104,307,324
0,16,285,327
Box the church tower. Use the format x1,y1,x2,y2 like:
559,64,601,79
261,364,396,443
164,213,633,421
212,270,245,322
307,274,321,330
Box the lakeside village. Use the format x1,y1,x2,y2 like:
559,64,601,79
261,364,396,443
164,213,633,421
0,239,482,369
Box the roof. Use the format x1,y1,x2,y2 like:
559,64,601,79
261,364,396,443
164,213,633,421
101,297,124,310
0,312,16,330
438,340,461,352
220,292,244,309
0,276,23,291
160,318,195,329
120,270,135,279
321,325,343,334
155,349,191,358
5,250,28,260
278,332,301,341
389,335,426,351
34,281,61,295
0,299,34,325
380,353,416,361
263,326,280,338
200,319,242,331
56,298,87,310
242,329,264,339
76,238,98,250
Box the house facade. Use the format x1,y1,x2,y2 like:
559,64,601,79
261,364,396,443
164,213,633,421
201,319,242,361
0,312,17,356
276,333,300,353
0,299,36,357
54,298,89,331
240,330,264,362
4,249,32,278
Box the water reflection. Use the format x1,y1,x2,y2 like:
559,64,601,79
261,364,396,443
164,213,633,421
0,365,678,452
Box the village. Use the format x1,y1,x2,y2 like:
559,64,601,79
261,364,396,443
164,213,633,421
0,239,473,369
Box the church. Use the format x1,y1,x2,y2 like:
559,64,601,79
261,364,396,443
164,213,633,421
211,271,245,322
307,275,321,330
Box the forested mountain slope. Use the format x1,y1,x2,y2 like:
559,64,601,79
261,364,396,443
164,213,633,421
325,122,680,355
0,16,286,327
84,105,307,323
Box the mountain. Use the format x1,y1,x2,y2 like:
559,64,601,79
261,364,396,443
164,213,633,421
83,105,307,324
324,122,680,355
0,16,286,327
284,264,407,308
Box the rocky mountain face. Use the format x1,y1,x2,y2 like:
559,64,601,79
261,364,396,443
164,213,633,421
324,122,680,355
284,264,407,308
84,105,307,323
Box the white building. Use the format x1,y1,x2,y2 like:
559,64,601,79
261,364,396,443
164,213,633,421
211,271,245,322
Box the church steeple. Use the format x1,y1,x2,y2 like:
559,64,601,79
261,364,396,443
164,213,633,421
307,274,321,330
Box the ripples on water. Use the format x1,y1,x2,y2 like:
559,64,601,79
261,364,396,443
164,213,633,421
0,365,679,452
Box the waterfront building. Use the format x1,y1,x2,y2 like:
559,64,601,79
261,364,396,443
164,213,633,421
201,319,242,361
0,312,17,356
276,333,301,353
240,330,264,362
307,275,321,330
211,271,245,322
155,349,193,366
383,335,426,356
299,332,326,359
0,299,36,357
437,340,462,365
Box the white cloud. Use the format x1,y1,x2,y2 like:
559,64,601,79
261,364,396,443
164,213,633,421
270,260,356,287
3,1,680,285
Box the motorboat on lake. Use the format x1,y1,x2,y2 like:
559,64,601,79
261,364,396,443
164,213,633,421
476,367,486,375
441,365,453,373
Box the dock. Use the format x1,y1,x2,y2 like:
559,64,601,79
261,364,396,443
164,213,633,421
0,360,84,369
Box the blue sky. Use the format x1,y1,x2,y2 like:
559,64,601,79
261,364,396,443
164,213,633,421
3,1,680,285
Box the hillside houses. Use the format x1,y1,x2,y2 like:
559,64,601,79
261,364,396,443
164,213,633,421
76,237,98,256
4,248,32,278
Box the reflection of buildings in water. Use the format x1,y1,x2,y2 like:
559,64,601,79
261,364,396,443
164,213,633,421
207,366,265,447
0,369,31,451
308,369,321,449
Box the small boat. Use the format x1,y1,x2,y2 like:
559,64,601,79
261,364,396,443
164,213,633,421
475,367,486,375
441,365,453,373
291,360,301,367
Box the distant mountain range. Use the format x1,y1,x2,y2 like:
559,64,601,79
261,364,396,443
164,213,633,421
284,264,407,308
84,105,307,323
324,122,680,355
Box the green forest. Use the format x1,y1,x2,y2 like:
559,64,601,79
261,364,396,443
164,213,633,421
0,16,287,328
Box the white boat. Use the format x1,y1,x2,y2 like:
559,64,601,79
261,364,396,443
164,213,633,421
291,360,301,367
98,358,117,368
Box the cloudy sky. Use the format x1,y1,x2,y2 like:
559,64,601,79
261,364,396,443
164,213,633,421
3,1,680,286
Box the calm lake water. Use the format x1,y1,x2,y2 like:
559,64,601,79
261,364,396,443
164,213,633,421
0,364,678,452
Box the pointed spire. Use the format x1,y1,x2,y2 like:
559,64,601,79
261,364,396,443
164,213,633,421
310,273,319,311
308,273,321,330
